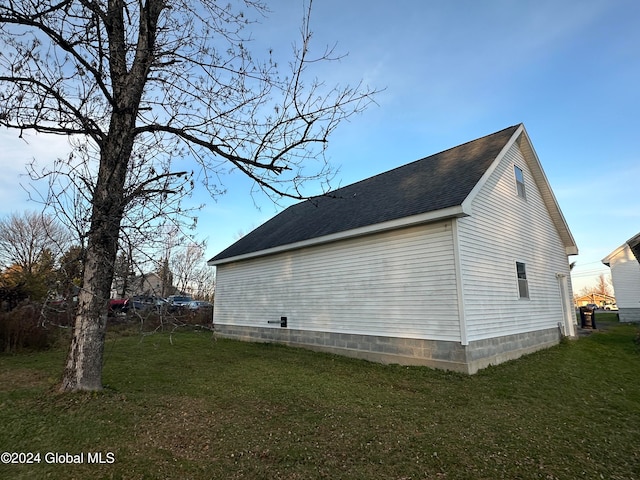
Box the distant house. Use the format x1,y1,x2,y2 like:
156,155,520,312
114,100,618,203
208,124,578,373
111,272,170,299
574,293,616,308
602,233,640,322
133,272,164,296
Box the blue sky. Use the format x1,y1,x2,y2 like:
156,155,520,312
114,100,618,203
1,0,638,294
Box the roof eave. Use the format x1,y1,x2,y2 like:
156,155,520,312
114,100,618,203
517,126,578,256
602,243,626,266
602,232,640,266
208,205,469,266
627,232,640,250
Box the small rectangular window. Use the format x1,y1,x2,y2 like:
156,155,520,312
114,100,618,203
514,165,526,198
516,262,529,299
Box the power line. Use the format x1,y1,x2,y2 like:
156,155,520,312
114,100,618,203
571,270,610,278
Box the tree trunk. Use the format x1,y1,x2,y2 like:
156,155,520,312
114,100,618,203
60,229,120,391
60,126,133,391
58,16,152,389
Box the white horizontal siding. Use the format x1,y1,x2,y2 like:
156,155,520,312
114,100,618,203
457,142,572,341
214,222,461,341
608,246,640,308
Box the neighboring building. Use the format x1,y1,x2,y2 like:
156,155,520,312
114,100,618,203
574,293,616,308
208,124,578,374
111,272,171,299
133,272,164,296
602,233,640,322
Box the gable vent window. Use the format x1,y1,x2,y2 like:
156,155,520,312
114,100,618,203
514,165,526,199
516,262,529,299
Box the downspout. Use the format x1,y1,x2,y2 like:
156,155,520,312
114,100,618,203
556,273,576,338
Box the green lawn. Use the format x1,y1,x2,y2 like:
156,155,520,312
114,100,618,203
1,314,639,479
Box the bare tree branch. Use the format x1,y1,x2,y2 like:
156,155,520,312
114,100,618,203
0,0,379,391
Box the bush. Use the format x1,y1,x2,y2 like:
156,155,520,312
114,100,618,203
113,306,214,334
0,301,215,352
0,303,53,353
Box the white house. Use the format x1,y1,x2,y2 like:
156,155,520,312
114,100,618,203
602,233,640,322
208,124,578,373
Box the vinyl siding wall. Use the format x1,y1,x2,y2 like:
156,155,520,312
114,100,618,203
608,245,640,309
456,142,572,341
214,221,462,341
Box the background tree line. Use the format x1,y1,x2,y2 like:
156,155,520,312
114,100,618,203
574,272,614,303
0,210,215,309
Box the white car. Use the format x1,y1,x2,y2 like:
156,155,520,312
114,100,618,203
604,304,618,311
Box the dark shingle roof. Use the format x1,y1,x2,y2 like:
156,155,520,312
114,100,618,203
627,233,640,265
210,125,520,263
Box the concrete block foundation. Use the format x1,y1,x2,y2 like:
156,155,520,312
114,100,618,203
618,308,640,323
213,324,562,374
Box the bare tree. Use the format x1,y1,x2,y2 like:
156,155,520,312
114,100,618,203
193,266,215,301
157,256,173,298
0,211,70,274
0,211,71,301
595,273,612,297
0,1,376,391
170,241,214,299
578,273,614,302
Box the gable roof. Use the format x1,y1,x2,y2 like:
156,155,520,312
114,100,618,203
628,233,640,264
210,124,577,265
575,293,615,303
602,232,640,267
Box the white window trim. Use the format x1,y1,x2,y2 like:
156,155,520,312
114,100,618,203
514,165,526,199
516,261,530,299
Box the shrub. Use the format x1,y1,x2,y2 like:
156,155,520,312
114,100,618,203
0,303,52,352
105,306,213,338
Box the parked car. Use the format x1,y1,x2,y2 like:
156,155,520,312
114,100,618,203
131,295,167,312
186,300,213,311
166,295,193,311
584,303,599,311
108,298,129,315
604,304,619,311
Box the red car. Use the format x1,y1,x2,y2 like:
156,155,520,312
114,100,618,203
108,298,129,314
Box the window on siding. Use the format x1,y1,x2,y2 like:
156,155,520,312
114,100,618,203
514,165,526,198
516,262,529,299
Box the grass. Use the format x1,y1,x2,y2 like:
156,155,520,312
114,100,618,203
0,313,639,479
